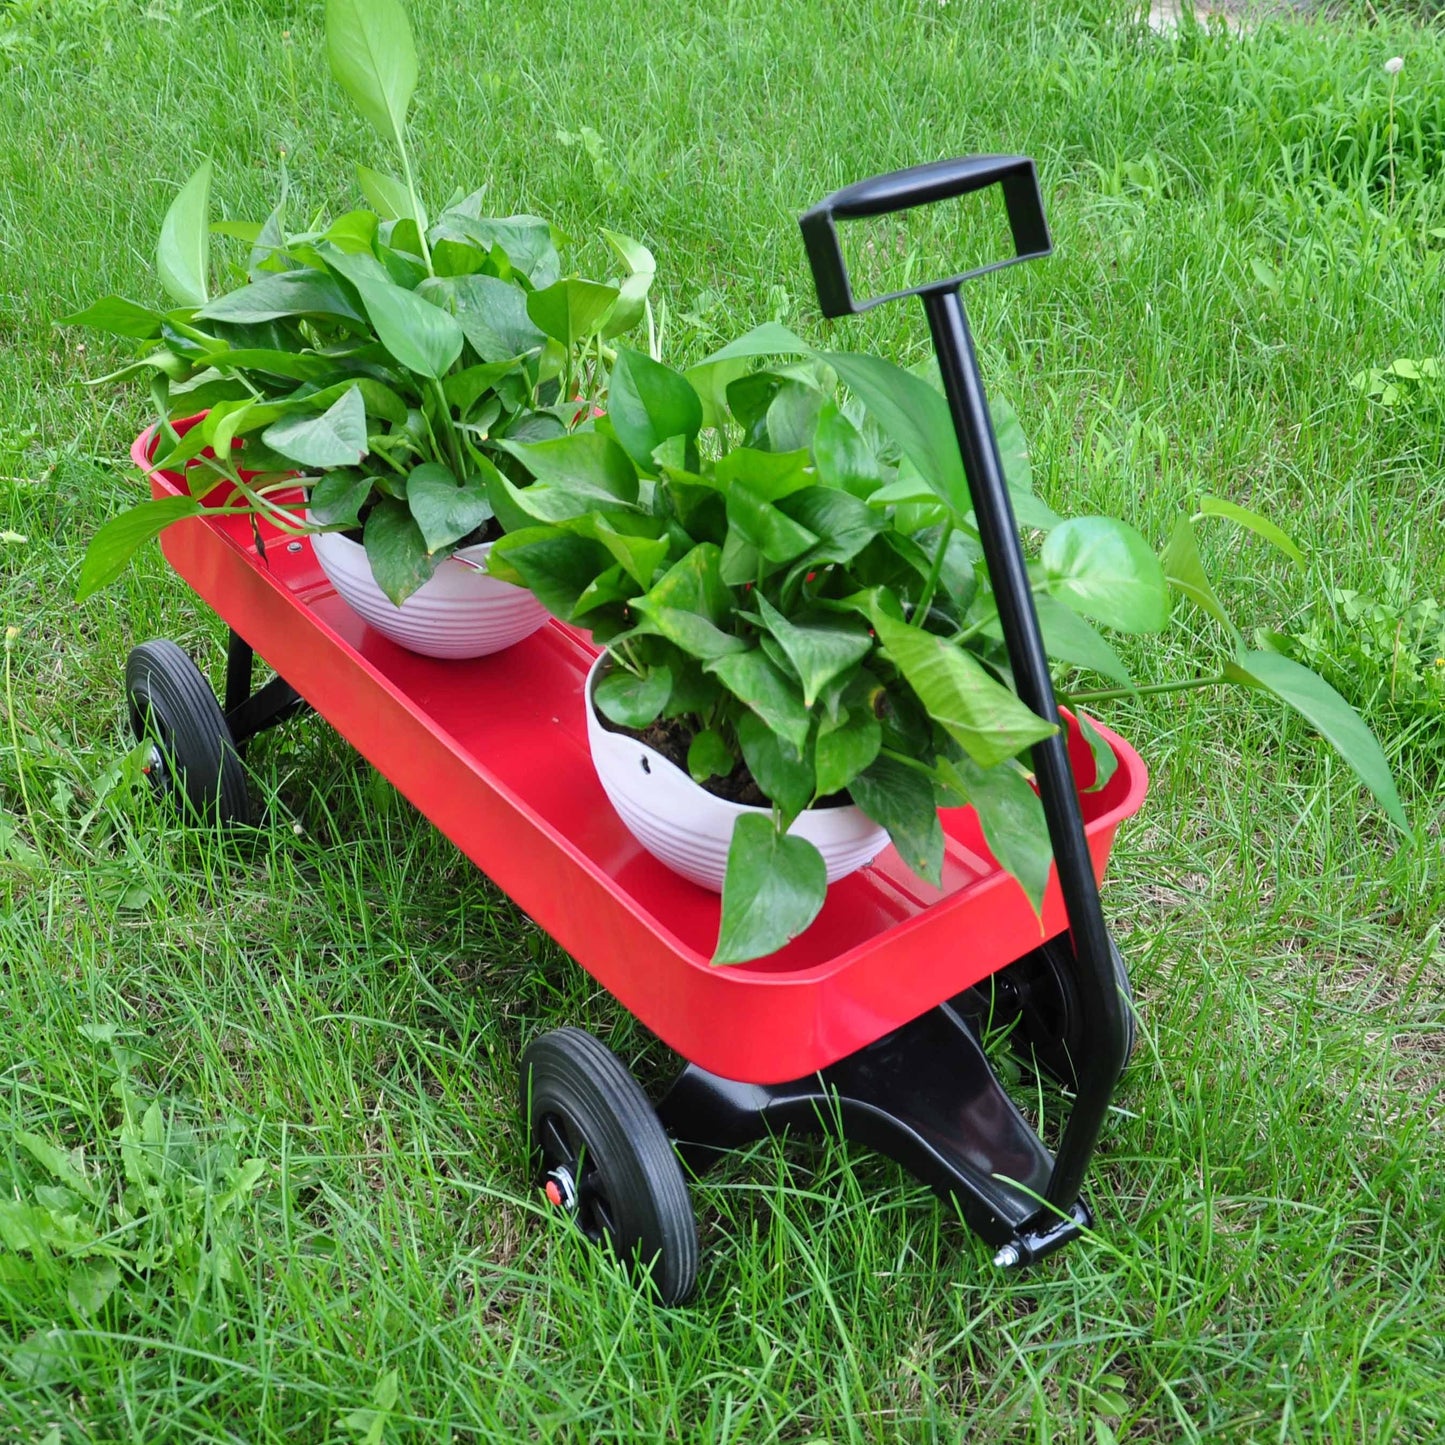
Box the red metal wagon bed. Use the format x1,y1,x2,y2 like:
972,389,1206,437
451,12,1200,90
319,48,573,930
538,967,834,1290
119,156,1147,1304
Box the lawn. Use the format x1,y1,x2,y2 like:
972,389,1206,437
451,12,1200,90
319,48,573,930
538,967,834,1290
2,0,1444,1439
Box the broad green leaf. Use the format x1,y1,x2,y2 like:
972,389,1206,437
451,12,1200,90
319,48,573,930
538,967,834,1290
638,543,731,625
324,210,380,255
296,376,408,424
602,228,655,278
67,1260,120,1318
824,352,969,518
1199,495,1305,566
212,219,262,242
198,269,365,325
726,484,817,565
701,322,812,365
848,755,943,886
157,162,212,308
874,613,1057,767
1075,711,1120,793
486,527,610,618
181,348,330,385
357,164,420,225
248,172,288,278
706,650,812,754
753,595,872,707
78,495,205,600
572,563,633,618
608,348,703,470
1228,649,1409,832
594,664,672,729
57,296,162,340
325,0,417,154
496,432,640,515
629,605,749,660
526,278,619,351
601,230,656,340
940,753,1052,917
1041,517,1169,634
443,360,519,418
713,815,828,965
814,707,882,797
811,400,886,499
430,210,562,287
406,462,492,553
684,356,750,432
587,514,667,587
766,379,826,453
308,469,372,528
1030,592,1135,688
714,446,812,501
717,338,1051,529
687,727,733,783
363,496,436,604
737,711,814,822
351,276,463,380
991,395,1033,496
867,467,1059,531
780,486,883,570
1161,514,1233,630
431,274,547,363
262,385,367,468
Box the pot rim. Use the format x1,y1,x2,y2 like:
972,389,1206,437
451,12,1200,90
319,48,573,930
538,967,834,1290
584,651,865,823
306,513,494,565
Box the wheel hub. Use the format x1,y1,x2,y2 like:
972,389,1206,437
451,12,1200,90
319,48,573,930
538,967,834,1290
140,741,168,795
544,1166,578,1213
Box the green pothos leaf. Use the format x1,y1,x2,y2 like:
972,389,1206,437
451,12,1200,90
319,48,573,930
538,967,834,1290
1074,711,1119,793
594,664,673,729
713,814,827,965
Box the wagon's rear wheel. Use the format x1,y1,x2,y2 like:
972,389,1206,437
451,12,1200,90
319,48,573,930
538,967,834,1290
125,640,250,825
520,1027,697,1305
959,935,1136,1091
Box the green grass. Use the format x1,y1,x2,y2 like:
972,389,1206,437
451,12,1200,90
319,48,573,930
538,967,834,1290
2,0,1444,1439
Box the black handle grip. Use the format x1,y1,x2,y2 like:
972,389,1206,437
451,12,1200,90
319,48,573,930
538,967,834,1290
799,155,1051,317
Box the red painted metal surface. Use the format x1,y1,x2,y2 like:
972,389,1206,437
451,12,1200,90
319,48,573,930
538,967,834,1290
136,422,1149,1086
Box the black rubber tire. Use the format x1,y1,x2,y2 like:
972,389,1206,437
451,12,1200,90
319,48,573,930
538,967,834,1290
125,640,250,825
520,1028,698,1305
962,936,1137,1091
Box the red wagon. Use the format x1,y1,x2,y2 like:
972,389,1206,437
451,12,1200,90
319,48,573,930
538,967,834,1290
120,158,1147,1304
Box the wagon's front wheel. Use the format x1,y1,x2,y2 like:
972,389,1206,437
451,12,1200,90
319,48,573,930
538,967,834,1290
960,935,1137,1091
520,1027,698,1305
125,640,250,825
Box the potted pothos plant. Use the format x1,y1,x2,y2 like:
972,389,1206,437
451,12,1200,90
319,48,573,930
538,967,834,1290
486,323,1410,965
67,0,657,659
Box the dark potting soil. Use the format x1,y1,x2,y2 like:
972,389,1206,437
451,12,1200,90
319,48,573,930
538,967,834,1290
608,714,769,806
600,711,849,810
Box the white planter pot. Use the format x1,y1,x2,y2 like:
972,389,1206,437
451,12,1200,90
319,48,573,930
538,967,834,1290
310,527,548,660
584,654,890,893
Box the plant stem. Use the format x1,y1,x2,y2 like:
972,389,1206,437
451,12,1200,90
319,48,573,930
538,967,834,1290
1062,673,1229,705
428,380,465,478
912,521,954,625
396,137,434,276
878,746,939,779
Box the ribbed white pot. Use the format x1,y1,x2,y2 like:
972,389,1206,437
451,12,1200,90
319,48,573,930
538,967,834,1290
585,654,890,893
310,528,548,660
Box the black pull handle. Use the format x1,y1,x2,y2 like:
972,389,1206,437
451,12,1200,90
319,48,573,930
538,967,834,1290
799,156,1127,1245
799,155,1051,317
